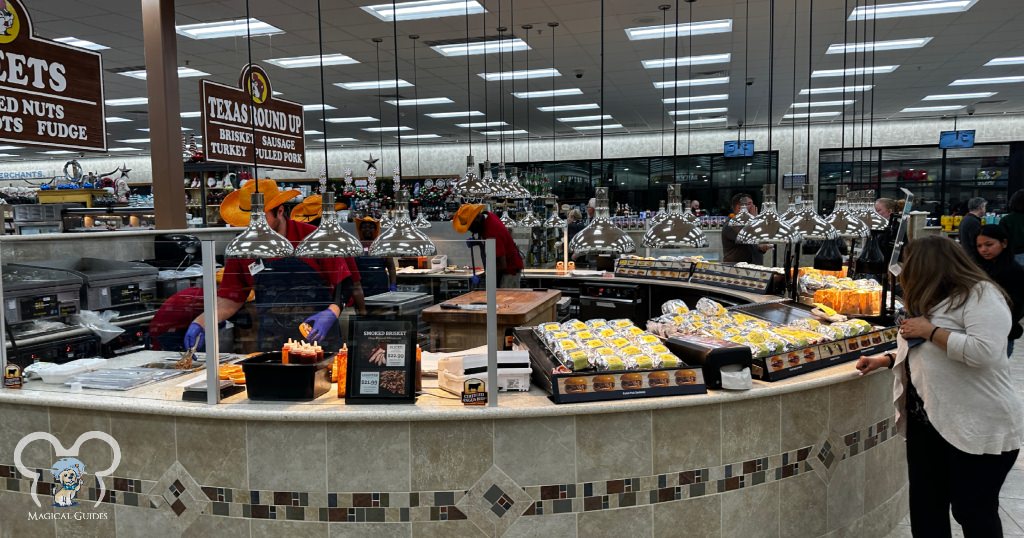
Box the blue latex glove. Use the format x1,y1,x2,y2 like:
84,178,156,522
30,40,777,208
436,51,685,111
184,322,205,351
388,284,398,292
303,308,339,343
469,274,481,286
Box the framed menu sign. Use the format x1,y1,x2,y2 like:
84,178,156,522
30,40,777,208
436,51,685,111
345,317,417,404
0,0,106,151
200,64,306,171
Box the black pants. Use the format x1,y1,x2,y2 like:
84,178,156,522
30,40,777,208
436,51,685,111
907,417,1019,537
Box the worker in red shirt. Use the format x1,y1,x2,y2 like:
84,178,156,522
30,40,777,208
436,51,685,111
184,180,362,352
453,204,524,288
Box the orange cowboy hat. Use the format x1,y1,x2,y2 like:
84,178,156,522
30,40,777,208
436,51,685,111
452,203,486,234
220,179,301,227
289,194,348,223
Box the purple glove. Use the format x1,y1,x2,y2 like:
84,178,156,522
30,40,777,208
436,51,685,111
469,274,481,287
184,322,205,351
303,308,338,343
388,284,398,292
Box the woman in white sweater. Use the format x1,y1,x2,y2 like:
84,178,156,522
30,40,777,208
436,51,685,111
857,235,1023,537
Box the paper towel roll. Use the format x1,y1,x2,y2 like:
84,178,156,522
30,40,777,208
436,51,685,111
720,364,752,390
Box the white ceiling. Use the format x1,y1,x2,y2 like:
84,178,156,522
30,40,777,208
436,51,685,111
9,0,1024,162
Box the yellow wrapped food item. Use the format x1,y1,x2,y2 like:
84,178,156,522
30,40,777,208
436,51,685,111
598,328,617,339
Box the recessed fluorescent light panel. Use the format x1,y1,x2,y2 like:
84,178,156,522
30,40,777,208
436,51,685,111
812,65,899,78
39,150,76,155
668,108,729,116
455,121,507,128
180,111,202,118
642,54,731,69
266,54,358,69
0,146,22,150
625,19,733,40
427,110,485,118
304,130,323,135
782,111,842,119
849,0,977,20
108,147,142,152
432,38,529,57
362,0,485,22
118,66,209,80
985,57,1024,66
479,68,559,81
922,92,997,100
54,37,109,51
799,85,873,95
105,117,131,123
362,126,413,132
662,94,729,104
901,105,965,112
675,117,728,125
386,97,454,106
826,38,932,54
176,18,283,40
654,77,730,89
303,104,337,111
557,115,613,122
335,79,413,90
480,129,528,135
117,138,150,143
512,88,583,99
573,124,624,131
325,116,379,123
105,97,148,106
537,103,600,112
790,100,855,108
0,154,15,157
402,134,442,139
950,76,1024,86
138,127,191,132
316,138,360,143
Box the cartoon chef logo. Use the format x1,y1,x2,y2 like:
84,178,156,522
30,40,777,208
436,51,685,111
14,431,121,508
249,71,268,104
0,0,22,44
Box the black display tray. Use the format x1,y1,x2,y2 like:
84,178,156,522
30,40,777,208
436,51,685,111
513,328,706,404
240,352,332,401
750,326,899,381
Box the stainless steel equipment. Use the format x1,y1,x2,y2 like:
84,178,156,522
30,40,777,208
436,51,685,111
2,265,83,323
578,282,645,326
13,204,63,235
13,258,158,310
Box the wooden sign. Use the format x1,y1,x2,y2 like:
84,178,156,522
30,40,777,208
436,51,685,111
200,64,306,171
0,0,106,151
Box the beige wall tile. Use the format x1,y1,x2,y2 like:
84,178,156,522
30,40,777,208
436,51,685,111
250,519,328,538
829,376,868,436
503,514,577,538
247,421,326,493
865,371,896,427
722,397,781,464
114,503,188,537
781,386,829,453
329,522,411,538
53,496,115,538
410,420,493,492
326,422,411,492
411,520,486,537
721,481,781,538
494,416,575,487
780,471,827,537
0,491,55,538
109,413,175,481
576,411,653,483
578,505,654,538
653,495,721,538
48,408,112,477
175,417,248,490
183,514,250,537
652,405,722,474
827,453,866,532
865,440,897,513
0,403,53,470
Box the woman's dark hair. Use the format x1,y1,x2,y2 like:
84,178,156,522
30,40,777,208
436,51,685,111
1010,189,1024,213
977,223,1017,268
900,235,1007,316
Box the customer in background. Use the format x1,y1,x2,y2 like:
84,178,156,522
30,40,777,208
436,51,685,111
566,208,585,243
1000,189,1024,266
874,197,899,263
585,198,597,223
974,224,1024,356
874,198,897,221
722,193,767,264
958,196,986,256
689,199,703,217
856,236,1023,537
452,204,524,288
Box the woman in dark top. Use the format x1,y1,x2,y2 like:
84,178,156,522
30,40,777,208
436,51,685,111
976,224,1024,356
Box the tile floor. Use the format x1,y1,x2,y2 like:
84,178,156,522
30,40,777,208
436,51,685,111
883,344,1024,537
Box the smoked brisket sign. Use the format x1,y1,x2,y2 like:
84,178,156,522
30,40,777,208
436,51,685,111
0,0,107,151
200,64,306,171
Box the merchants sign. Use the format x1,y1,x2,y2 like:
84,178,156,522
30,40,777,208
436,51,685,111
0,0,106,151
201,64,306,172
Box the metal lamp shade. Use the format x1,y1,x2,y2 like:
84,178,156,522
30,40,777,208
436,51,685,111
225,192,295,259
569,187,636,256
517,208,543,228
492,164,512,198
649,200,668,226
544,211,567,229
727,206,756,228
455,155,490,199
790,209,839,241
857,191,890,231
413,211,432,229
294,192,363,257
508,167,531,199
827,186,869,239
643,185,707,248
736,212,798,245
500,210,517,229
369,189,437,256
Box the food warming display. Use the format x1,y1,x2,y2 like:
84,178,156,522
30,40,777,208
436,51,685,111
614,256,785,294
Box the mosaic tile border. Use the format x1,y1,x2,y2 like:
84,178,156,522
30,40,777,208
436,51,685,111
0,416,899,534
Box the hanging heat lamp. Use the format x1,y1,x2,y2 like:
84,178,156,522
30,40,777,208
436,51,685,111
643,184,708,248
827,185,869,239
737,184,799,246
570,187,636,256
454,0,485,200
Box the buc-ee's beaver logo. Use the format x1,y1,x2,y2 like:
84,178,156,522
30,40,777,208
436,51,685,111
0,0,22,44
14,431,122,508
249,71,268,104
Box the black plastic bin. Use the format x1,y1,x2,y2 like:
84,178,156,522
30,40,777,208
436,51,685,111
240,352,333,401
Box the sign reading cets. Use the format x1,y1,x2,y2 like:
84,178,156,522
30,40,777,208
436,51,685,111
0,0,106,151
201,64,306,171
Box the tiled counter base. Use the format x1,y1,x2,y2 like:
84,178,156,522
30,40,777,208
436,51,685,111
0,371,906,537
